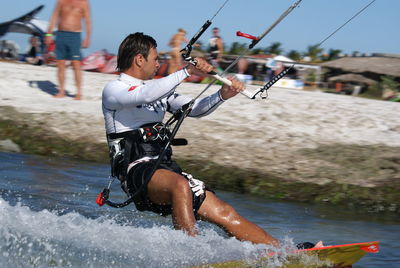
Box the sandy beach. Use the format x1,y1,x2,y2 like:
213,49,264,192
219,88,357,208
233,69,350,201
1,61,399,210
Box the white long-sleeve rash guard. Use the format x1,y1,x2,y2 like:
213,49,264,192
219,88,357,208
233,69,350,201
102,69,225,134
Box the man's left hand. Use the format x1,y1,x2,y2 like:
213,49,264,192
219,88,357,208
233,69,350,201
186,57,214,76
220,77,245,100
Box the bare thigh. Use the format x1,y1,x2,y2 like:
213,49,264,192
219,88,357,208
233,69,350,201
146,168,190,205
146,168,197,234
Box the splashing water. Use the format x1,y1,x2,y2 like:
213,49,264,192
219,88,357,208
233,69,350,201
0,197,298,268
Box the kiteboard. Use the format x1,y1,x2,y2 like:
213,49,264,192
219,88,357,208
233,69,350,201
192,241,379,268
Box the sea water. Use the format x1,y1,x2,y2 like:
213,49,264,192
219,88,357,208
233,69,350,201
0,152,399,267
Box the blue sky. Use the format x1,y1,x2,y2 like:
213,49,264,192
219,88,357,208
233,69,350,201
1,0,399,57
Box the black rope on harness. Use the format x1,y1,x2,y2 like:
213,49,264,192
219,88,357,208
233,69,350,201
96,174,135,208
96,188,134,208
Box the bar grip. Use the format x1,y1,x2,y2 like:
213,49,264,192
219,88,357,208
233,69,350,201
208,71,232,86
187,57,232,86
240,89,256,99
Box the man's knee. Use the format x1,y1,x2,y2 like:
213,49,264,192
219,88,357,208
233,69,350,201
171,175,192,198
200,199,239,227
71,61,81,70
57,60,66,68
217,202,237,218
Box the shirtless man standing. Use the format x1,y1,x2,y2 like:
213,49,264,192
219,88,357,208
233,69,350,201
168,28,188,74
45,0,92,100
208,27,224,68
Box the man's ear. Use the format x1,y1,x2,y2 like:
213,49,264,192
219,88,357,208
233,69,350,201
134,54,144,68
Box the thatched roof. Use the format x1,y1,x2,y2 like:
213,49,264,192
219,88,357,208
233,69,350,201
321,56,400,77
328,73,376,85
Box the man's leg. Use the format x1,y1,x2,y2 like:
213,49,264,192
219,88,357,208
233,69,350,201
72,60,82,100
146,169,198,236
197,191,279,246
55,60,66,98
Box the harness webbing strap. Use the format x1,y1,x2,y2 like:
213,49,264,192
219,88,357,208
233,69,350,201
107,130,136,140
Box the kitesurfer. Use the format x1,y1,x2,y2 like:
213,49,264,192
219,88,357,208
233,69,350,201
101,32,279,246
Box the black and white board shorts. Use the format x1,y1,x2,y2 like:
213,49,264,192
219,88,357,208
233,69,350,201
122,156,209,216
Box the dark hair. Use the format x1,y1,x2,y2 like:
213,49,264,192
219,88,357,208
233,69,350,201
117,32,157,72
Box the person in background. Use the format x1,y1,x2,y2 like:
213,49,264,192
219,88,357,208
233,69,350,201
26,35,43,65
45,0,92,100
208,27,224,69
237,58,249,74
168,28,189,74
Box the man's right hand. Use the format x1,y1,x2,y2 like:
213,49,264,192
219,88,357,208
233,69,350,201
186,57,214,76
82,37,90,48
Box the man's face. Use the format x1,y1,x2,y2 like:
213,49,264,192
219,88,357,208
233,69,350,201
142,47,160,79
212,29,219,36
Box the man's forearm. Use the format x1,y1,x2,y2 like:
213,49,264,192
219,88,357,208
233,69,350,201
85,25,92,39
47,15,58,34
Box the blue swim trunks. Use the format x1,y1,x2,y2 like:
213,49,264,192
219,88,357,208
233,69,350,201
55,31,82,60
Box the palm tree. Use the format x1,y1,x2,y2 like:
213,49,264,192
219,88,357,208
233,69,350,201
305,44,324,62
286,50,301,61
321,48,342,61
228,42,248,55
250,47,267,55
266,42,283,55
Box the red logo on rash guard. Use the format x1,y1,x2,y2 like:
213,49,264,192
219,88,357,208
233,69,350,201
128,86,138,92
